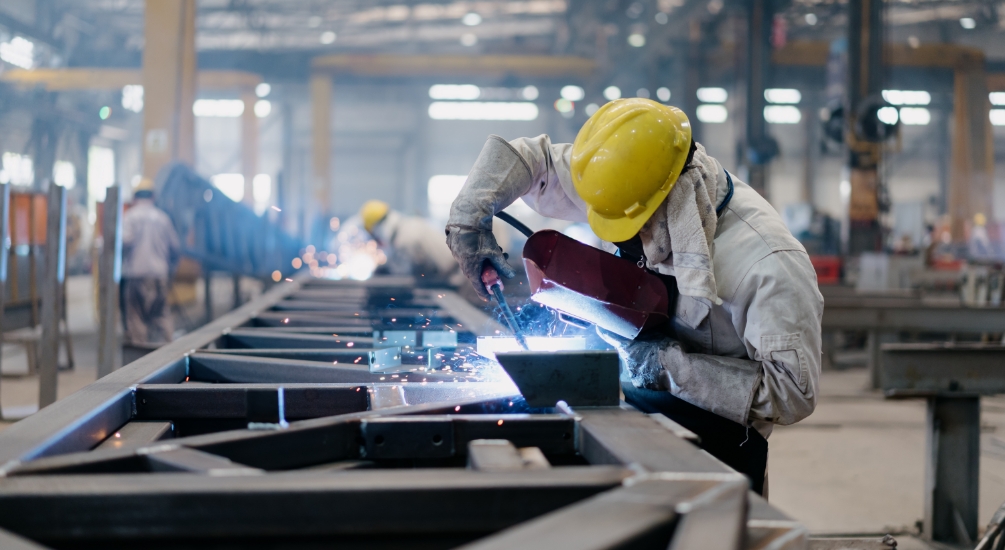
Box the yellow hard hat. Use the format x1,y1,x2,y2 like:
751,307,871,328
571,98,692,243
360,200,390,233
136,177,155,191
974,212,987,227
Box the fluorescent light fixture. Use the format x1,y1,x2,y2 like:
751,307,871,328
696,104,728,123
0,37,34,69
193,99,245,118
636,88,650,99
320,31,336,44
476,336,587,360
627,33,646,47
696,87,728,103
53,161,75,189
254,100,272,118
881,90,931,106
428,101,538,121
585,103,600,116
764,88,801,104
522,85,539,100
990,109,1005,126
764,105,801,124
429,84,480,100
427,175,467,220
877,106,899,125
656,87,671,102
990,92,1005,106
899,107,931,125
0,152,33,186
603,86,622,100
960,17,976,29
805,13,818,25
655,12,669,24
255,83,271,98
122,85,144,113
554,98,574,114
561,85,585,101
462,12,482,26
211,173,245,202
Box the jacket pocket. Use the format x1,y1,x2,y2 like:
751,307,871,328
673,296,712,352
760,333,807,392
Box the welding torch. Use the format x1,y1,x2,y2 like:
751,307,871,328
481,262,529,350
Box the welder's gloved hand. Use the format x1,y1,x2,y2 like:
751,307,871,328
445,135,534,300
597,329,674,390
445,228,514,300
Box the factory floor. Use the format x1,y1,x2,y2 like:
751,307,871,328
2,284,1003,544
0,273,263,426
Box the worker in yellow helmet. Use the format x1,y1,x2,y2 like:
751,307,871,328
446,98,823,494
358,200,468,290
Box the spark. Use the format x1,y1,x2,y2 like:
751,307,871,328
347,342,354,347
455,406,461,411
497,419,504,426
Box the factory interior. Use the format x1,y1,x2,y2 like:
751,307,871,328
2,0,1005,548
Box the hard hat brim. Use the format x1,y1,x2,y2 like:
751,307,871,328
586,180,674,243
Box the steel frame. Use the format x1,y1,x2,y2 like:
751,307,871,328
0,275,807,549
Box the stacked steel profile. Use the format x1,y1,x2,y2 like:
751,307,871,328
0,275,806,549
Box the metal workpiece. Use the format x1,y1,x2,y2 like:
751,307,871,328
0,275,807,549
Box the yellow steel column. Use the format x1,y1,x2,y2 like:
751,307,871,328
141,0,197,180
241,91,258,207
949,64,995,242
311,73,332,217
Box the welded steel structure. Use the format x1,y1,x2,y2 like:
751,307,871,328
0,275,807,549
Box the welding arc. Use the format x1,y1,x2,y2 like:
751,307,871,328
480,262,529,350
495,212,534,238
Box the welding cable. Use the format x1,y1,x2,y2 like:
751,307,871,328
494,212,534,238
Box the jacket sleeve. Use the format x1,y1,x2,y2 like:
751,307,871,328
507,135,589,223
657,250,822,427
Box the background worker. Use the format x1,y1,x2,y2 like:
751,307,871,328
445,98,824,494
121,180,181,345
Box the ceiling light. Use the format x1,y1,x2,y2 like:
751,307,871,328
255,83,271,98
561,85,585,101
696,104,727,123
585,103,600,116
121,85,144,113
193,99,245,118
320,31,336,44
656,87,671,102
554,98,574,113
254,100,272,118
899,107,931,125
429,84,480,100
805,13,817,25
211,174,245,203
990,110,1005,126
989,92,1005,106
522,86,539,100
960,17,976,29
764,105,801,124
627,33,646,47
0,37,34,69
877,106,899,125
636,88,650,99
462,12,482,26
696,87,728,103
460,33,478,46
764,88,801,104
603,86,622,101
655,12,668,25
881,90,931,106
428,102,539,121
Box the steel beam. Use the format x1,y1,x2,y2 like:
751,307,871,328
38,184,66,408
95,421,173,452
924,397,980,544
97,185,122,378
135,384,369,420
881,344,1005,395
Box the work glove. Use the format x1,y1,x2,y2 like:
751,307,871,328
597,328,673,390
446,135,534,300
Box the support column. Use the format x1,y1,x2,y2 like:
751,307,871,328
310,73,332,234
141,0,197,180
924,396,980,545
38,184,66,408
949,63,994,243
97,186,122,379
846,0,885,254
684,22,703,144
744,0,775,196
0,184,10,419
241,91,258,208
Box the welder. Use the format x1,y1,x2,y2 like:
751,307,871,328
445,98,823,495
360,200,468,289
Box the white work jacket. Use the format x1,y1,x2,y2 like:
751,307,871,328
509,135,824,438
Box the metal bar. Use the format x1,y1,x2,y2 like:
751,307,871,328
97,185,122,379
135,384,369,420
145,447,263,474
221,329,375,349
823,304,1005,333
924,396,980,544
38,184,66,408
95,421,174,451
467,440,550,471
198,347,398,364
187,352,400,384
881,344,1005,394
0,467,630,542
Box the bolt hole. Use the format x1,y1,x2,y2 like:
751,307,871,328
374,435,385,446
431,434,443,445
